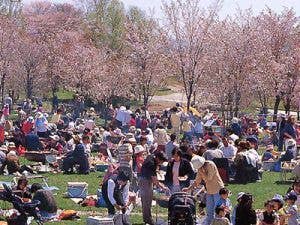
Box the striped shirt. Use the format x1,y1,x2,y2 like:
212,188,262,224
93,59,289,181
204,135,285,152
117,143,133,167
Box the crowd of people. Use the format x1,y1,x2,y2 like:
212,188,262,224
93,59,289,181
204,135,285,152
0,97,299,224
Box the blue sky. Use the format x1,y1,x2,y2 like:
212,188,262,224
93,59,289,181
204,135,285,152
23,0,300,18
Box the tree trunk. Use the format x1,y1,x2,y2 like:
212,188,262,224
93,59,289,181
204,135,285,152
187,94,192,111
221,101,225,127
234,91,241,117
273,95,281,122
26,70,33,99
51,88,56,110
284,97,291,115
186,82,193,110
142,86,149,107
1,72,6,105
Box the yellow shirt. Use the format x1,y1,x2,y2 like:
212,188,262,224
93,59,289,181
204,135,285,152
51,114,61,124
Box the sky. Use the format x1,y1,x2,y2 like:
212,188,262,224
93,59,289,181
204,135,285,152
22,0,300,18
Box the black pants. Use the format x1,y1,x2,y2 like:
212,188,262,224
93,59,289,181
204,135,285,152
102,193,116,215
19,165,34,174
62,156,89,174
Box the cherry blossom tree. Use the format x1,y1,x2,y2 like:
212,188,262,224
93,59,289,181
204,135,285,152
162,0,221,109
257,8,299,119
24,2,83,101
126,9,169,107
0,15,20,102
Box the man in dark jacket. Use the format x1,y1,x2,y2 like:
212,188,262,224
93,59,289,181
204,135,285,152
25,129,42,151
62,136,90,174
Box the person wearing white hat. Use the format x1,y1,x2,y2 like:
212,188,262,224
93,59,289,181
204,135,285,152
183,160,224,225
231,192,245,225
134,145,146,174
34,112,48,138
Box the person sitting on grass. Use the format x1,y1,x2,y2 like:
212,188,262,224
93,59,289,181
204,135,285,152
235,193,257,225
13,177,32,201
0,151,34,175
62,135,90,174
212,206,230,225
262,145,280,162
258,200,279,225
271,195,286,225
284,192,299,225
30,183,57,221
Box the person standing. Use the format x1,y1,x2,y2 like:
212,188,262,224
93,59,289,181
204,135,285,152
153,124,169,152
183,160,224,225
277,115,286,151
165,133,179,160
34,112,48,138
165,148,194,193
284,116,298,147
139,152,169,225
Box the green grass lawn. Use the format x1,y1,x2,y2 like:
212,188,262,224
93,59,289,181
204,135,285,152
0,163,293,225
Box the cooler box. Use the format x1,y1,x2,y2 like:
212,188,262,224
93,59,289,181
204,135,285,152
86,216,114,225
67,182,88,198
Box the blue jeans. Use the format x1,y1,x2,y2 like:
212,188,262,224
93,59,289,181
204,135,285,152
205,193,220,225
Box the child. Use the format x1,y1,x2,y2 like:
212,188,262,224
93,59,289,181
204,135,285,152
212,206,230,225
216,187,232,220
271,195,286,225
284,193,299,225
262,145,279,161
288,180,300,207
258,200,279,225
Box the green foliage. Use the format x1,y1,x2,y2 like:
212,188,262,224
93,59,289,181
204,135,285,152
86,0,126,52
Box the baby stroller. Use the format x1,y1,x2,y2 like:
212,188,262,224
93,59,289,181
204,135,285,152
168,192,196,225
0,183,42,225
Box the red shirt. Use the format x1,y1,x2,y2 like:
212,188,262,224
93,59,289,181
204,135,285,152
22,122,34,135
129,118,136,127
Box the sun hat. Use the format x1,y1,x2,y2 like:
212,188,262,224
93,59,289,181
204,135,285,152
246,136,258,144
191,155,205,171
114,128,122,135
285,192,297,201
272,194,284,204
237,192,245,200
8,142,16,148
134,145,145,154
7,150,17,158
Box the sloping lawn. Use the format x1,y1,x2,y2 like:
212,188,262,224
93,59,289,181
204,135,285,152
0,164,292,225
